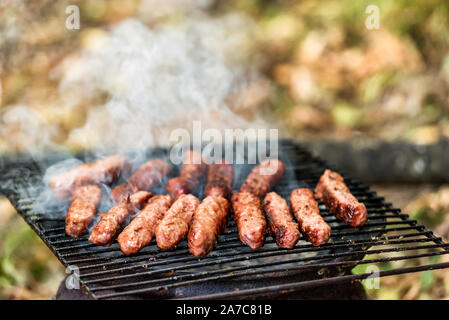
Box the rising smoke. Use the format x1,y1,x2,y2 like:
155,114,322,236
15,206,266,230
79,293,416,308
56,13,271,150
1,10,275,152
1,8,292,206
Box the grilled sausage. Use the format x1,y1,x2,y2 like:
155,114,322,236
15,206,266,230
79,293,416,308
89,191,152,245
290,188,331,246
262,192,300,248
110,159,171,204
204,161,234,199
315,169,344,200
65,185,102,238
188,196,230,256
186,160,233,256
117,195,172,255
155,194,200,250
240,159,285,198
231,191,266,250
165,151,206,200
315,169,367,227
50,155,131,200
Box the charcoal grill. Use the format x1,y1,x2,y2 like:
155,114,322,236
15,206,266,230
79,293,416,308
1,140,449,299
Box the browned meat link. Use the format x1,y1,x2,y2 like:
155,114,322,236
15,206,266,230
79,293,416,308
155,194,200,250
204,160,234,199
89,191,152,246
315,169,367,227
262,192,300,248
240,159,285,198
117,194,173,255
110,159,171,204
290,188,331,246
65,185,102,238
315,169,345,200
231,191,266,250
165,151,207,200
50,155,131,200
188,196,230,256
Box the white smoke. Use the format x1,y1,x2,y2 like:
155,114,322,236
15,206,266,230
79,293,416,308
55,14,270,150
0,105,60,154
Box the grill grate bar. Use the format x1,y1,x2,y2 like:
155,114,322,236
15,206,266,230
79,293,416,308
56,224,426,259
66,231,433,265
94,249,449,300
83,242,448,284
55,225,432,260
173,261,449,301
87,236,442,290
78,235,433,272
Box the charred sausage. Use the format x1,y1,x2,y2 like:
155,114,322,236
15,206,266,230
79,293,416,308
165,151,206,200
155,194,200,250
231,191,266,250
188,196,230,256
50,155,131,200
89,191,152,245
290,188,331,246
315,169,367,227
204,161,234,199
65,185,102,238
186,160,233,256
117,194,173,255
110,159,171,204
240,159,285,198
262,192,300,248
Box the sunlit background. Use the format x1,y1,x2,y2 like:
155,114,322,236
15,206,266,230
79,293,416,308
1,0,449,299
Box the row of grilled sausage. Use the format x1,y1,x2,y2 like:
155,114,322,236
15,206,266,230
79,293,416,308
51,151,368,256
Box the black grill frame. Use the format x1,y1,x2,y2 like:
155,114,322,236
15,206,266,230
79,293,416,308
2,140,449,299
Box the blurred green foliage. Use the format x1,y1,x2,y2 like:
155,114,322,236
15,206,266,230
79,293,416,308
224,0,449,55
0,214,64,299
218,0,449,142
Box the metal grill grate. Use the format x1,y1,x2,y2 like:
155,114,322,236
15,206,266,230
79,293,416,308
2,140,449,299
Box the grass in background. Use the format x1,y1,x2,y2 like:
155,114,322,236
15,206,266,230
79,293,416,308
0,198,64,299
